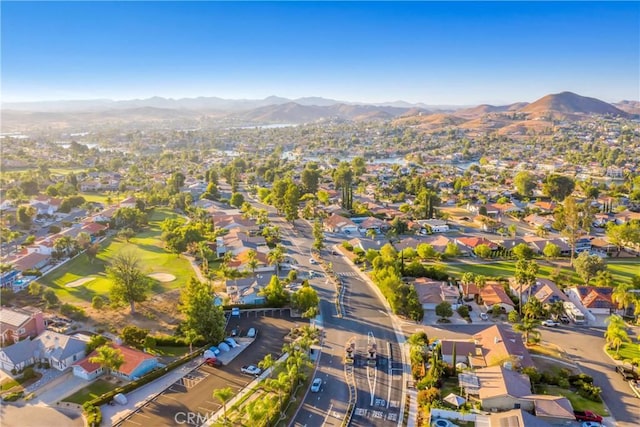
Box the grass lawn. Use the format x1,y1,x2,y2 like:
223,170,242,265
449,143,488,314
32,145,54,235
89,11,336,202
0,378,19,391
538,385,608,416
62,379,118,405
529,344,566,360
439,377,461,398
440,258,639,286
0,372,43,392
605,341,640,362
78,192,113,205
37,208,195,303
150,346,190,357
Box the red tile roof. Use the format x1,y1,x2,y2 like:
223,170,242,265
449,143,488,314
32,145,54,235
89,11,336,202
75,344,156,376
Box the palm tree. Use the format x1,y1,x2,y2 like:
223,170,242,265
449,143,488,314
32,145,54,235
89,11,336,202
258,353,276,379
89,345,124,380
213,387,234,424
267,245,286,276
612,284,633,316
365,228,377,239
247,249,259,275
514,317,541,346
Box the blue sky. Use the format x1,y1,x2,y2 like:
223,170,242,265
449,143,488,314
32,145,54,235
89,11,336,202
1,1,638,104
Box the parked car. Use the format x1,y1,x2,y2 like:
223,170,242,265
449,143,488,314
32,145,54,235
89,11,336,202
208,346,220,355
574,411,603,423
241,365,261,376
310,377,322,392
247,327,257,338
218,342,231,352
559,314,570,324
231,307,240,317
616,365,639,381
230,327,239,337
225,338,239,348
542,319,560,327
204,358,222,367
309,258,318,264
479,312,489,320
581,422,602,427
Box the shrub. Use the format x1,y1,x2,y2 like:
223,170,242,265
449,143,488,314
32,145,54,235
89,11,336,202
21,367,36,380
121,326,149,349
42,289,59,306
28,282,42,296
86,335,109,354
342,241,354,251
2,391,23,402
84,404,102,427
456,305,470,318
417,387,440,406
60,303,87,321
91,296,105,310
353,247,365,256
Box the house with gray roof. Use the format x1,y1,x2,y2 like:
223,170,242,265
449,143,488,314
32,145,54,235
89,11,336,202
0,338,36,372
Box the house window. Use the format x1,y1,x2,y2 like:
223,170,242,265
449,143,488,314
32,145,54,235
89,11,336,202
73,355,77,361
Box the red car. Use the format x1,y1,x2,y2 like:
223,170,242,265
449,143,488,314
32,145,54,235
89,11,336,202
204,357,222,367
574,411,603,423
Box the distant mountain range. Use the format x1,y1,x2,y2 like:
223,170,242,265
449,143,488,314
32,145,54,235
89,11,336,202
0,91,635,132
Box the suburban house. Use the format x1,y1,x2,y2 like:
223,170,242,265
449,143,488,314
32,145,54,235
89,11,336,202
355,216,389,234
0,307,46,346
509,278,567,306
574,236,592,253
225,274,273,305
478,408,554,427
413,279,459,310
461,366,533,411
523,237,572,257
479,285,516,313
74,344,159,381
324,214,359,235
212,214,257,234
216,229,268,258
347,237,387,253
531,395,576,424
227,249,272,273
440,340,477,365
119,196,137,208
473,324,534,368
12,252,50,273
523,214,553,230
567,286,617,315
455,236,499,253
0,330,86,373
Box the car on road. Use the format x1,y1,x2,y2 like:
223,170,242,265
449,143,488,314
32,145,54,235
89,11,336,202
309,258,318,264
204,358,222,367
542,319,560,327
574,411,603,423
615,365,639,381
241,365,261,376
479,312,489,320
581,422,602,427
247,327,257,338
310,377,322,392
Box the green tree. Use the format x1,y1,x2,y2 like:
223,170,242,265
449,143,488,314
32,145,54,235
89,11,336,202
522,297,546,320
180,278,226,343
604,315,630,354
444,242,461,258
247,249,259,274
260,275,289,306
573,251,606,285
267,245,286,276
16,205,36,229
291,281,320,318
85,335,108,353
107,252,152,314
435,302,453,320
213,387,234,424
474,244,492,258
417,243,436,260
312,220,324,251
117,227,135,242
512,243,533,260
543,174,575,201
283,183,300,223
229,192,245,208
543,242,561,260
89,345,125,378
514,317,541,345
121,326,149,349
301,164,321,194
514,171,536,196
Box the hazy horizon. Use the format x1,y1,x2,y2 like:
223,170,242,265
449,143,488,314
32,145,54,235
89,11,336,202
2,2,638,105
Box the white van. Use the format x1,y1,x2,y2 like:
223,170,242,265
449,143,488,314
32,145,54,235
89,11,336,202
247,328,257,338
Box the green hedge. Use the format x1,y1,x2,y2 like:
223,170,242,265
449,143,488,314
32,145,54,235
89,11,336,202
87,348,204,407
83,403,102,427
2,391,24,402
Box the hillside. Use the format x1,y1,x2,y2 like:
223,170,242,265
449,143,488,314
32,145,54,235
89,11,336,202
520,91,627,117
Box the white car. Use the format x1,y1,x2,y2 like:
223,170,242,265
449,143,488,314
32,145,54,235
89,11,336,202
479,312,489,320
309,258,318,265
241,365,261,376
542,319,560,327
225,338,239,348
310,378,322,392
582,422,602,427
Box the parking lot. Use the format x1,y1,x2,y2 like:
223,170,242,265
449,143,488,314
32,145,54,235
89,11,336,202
117,310,301,427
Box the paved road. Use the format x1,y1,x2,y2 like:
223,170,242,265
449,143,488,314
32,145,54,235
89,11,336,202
283,219,403,427
418,322,640,427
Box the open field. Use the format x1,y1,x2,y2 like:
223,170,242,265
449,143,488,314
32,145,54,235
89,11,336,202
440,258,639,286
37,208,195,304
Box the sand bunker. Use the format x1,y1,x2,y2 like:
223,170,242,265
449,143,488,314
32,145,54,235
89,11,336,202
65,277,95,288
148,273,176,283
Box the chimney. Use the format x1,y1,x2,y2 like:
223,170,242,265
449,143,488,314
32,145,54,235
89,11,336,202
494,336,500,344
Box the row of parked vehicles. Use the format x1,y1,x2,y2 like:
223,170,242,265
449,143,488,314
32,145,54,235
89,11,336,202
615,364,640,398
